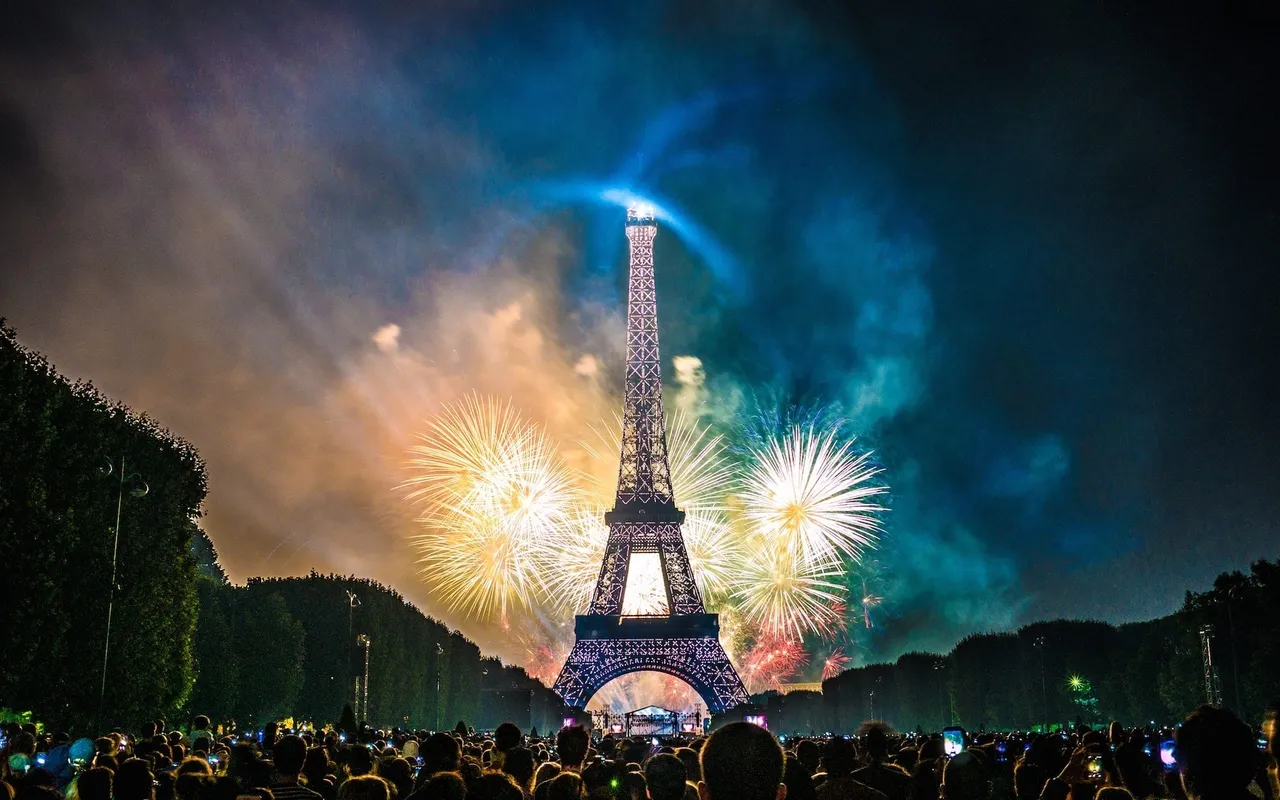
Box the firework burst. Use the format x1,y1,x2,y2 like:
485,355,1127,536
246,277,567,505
860,583,883,629
538,504,608,614
403,395,580,620
742,635,809,692
731,542,844,639
821,648,851,681
682,507,741,599
740,425,885,569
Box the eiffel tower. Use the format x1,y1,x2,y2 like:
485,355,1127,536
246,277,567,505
552,206,748,714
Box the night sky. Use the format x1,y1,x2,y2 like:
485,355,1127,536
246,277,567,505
2,0,1278,662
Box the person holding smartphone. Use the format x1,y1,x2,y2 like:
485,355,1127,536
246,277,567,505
1038,746,1109,800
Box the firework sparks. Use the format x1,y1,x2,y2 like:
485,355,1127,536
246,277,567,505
740,425,885,569
742,635,808,692
731,542,844,639
860,580,883,629
538,504,608,614
403,395,579,620
682,507,741,599
822,648,851,681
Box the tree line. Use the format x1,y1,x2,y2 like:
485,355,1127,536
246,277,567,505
773,559,1280,734
187,567,567,733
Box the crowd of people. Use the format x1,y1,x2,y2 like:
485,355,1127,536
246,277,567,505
2,704,1277,800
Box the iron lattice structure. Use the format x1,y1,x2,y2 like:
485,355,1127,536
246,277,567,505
552,207,748,714
1198,624,1222,706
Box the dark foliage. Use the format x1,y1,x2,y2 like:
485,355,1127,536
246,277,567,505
187,574,565,731
0,319,206,731
805,560,1280,733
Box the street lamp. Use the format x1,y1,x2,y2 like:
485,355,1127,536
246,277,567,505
1033,636,1048,731
346,591,360,709
933,660,947,728
435,641,445,731
98,457,148,726
357,633,372,724
1226,585,1243,713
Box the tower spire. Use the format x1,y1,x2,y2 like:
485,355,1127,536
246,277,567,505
613,205,676,513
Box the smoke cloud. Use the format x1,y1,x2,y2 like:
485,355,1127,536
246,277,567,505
4,0,1276,674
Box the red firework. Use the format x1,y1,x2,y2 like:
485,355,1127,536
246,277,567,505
821,648,851,680
743,636,808,691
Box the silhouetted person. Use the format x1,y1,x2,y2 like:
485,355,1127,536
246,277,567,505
192,716,214,744
1176,706,1257,800
543,773,586,800
906,762,938,800
174,773,219,800
582,760,628,800
556,728,590,774
176,757,213,777
77,767,114,800
1012,761,1045,800
419,734,463,781
303,747,337,800
815,738,884,800
852,726,909,800
13,787,61,800
534,764,562,790
504,748,536,799
674,749,700,785
376,758,415,800
341,776,392,800
272,736,324,800
782,756,816,800
645,755,686,800
344,746,375,779
408,773,467,800
116,758,158,800
940,752,989,800
469,773,525,800
697,723,785,800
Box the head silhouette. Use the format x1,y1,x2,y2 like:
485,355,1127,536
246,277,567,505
698,724,784,800
1176,705,1256,800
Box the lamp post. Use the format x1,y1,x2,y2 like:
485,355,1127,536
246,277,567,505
347,591,360,710
98,457,148,727
933,660,947,728
1227,585,1243,713
1033,636,1048,731
357,634,371,724
435,641,444,731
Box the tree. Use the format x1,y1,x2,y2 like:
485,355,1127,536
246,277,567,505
233,592,305,726
0,321,205,732
187,578,240,725
338,704,358,733
895,653,947,732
